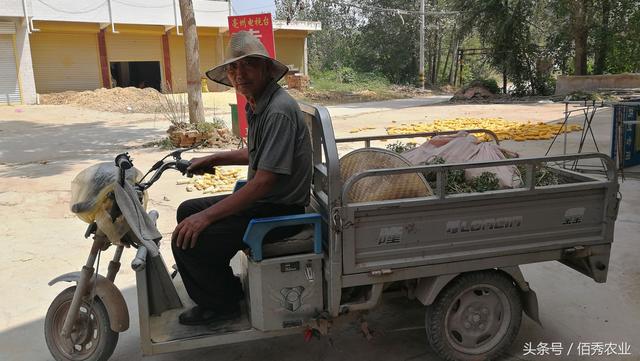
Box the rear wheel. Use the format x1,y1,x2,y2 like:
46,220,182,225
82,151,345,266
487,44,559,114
45,286,118,361
425,271,522,361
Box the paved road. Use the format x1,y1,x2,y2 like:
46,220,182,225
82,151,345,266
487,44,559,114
0,105,165,167
325,96,452,118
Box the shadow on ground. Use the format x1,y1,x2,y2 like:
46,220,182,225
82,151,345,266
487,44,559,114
0,120,165,178
1,285,448,361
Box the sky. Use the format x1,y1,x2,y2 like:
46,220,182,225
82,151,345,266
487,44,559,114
230,0,276,16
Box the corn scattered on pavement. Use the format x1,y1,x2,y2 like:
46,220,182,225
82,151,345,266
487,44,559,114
177,166,246,194
386,118,583,142
349,127,377,133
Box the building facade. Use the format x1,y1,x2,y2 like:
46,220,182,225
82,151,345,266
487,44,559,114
0,0,319,105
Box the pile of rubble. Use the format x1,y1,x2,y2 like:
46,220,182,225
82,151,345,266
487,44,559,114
40,87,163,113
167,126,238,148
451,85,496,101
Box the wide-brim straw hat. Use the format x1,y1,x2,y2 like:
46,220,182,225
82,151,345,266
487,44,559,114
205,31,289,87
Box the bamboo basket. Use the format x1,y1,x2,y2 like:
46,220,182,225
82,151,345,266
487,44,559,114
340,148,433,202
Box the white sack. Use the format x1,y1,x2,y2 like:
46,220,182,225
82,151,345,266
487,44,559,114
466,142,521,188
402,131,521,188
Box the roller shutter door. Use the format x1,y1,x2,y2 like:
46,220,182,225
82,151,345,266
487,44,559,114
31,33,101,93
0,24,21,105
168,34,187,92
107,33,162,62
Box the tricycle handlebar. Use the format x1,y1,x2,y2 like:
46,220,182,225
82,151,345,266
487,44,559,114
115,153,133,170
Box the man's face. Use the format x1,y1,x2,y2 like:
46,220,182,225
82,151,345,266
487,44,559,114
226,57,271,98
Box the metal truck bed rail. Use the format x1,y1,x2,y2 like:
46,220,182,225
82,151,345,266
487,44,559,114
337,152,619,282
342,152,616,203
336,128,500,147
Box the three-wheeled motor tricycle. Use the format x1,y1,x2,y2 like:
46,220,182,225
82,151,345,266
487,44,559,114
45,103,620,361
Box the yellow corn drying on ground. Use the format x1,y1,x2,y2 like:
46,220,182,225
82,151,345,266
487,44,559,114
177,166,246,194
386,118,583,142
349,127,377,133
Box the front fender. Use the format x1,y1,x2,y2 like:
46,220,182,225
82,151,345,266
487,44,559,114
49,272,130,332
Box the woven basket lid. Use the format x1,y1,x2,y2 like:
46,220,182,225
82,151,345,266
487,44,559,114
340,148,433,203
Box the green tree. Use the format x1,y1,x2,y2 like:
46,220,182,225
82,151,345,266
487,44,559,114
353,0,421,84
569,0,592,75
276,0,640,91
593,0,611,74
604,0,640,73
546,0,640,75
545,0,574,75
452,0,552,94
276,0,364,71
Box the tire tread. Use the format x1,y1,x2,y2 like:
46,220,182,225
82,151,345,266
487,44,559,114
425,270,522,361
45,286,119,361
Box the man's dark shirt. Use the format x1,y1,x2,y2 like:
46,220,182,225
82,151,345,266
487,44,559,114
245,80,312,206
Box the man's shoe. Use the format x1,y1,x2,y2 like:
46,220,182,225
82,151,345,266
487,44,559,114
178,305,240,326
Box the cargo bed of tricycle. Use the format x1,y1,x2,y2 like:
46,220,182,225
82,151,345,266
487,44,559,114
333,138,619,289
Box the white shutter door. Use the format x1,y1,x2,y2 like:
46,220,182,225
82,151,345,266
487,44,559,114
0,35,21,105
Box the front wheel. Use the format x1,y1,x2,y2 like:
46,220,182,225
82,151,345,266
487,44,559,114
45,286,119,361
425,271,522,361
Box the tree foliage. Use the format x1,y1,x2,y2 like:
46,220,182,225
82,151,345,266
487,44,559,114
598,0,640,73
545,0,640,75
277,0,421,84
452,0,554,94
276,0,640,94
354,0,421,83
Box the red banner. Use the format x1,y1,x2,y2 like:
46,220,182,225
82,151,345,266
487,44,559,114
228,13,276,138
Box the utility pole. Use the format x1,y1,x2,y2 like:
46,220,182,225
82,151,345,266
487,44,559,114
179,0,205,124
419,0,425,89
418,6,459,88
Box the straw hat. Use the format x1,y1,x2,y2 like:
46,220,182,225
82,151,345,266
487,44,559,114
205,31,289,87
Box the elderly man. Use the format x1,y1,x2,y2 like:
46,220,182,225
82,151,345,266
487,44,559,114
171,31,312,325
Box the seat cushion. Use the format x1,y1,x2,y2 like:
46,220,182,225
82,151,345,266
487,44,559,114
262,226,315,259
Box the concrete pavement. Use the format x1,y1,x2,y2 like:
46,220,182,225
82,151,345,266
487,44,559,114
325,96,452,118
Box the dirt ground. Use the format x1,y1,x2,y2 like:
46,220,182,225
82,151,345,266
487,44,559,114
1,97,639,361
36,84,434,115
287,86,422,105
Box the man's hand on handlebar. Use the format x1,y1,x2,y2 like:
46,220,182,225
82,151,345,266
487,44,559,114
187,155,216,175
